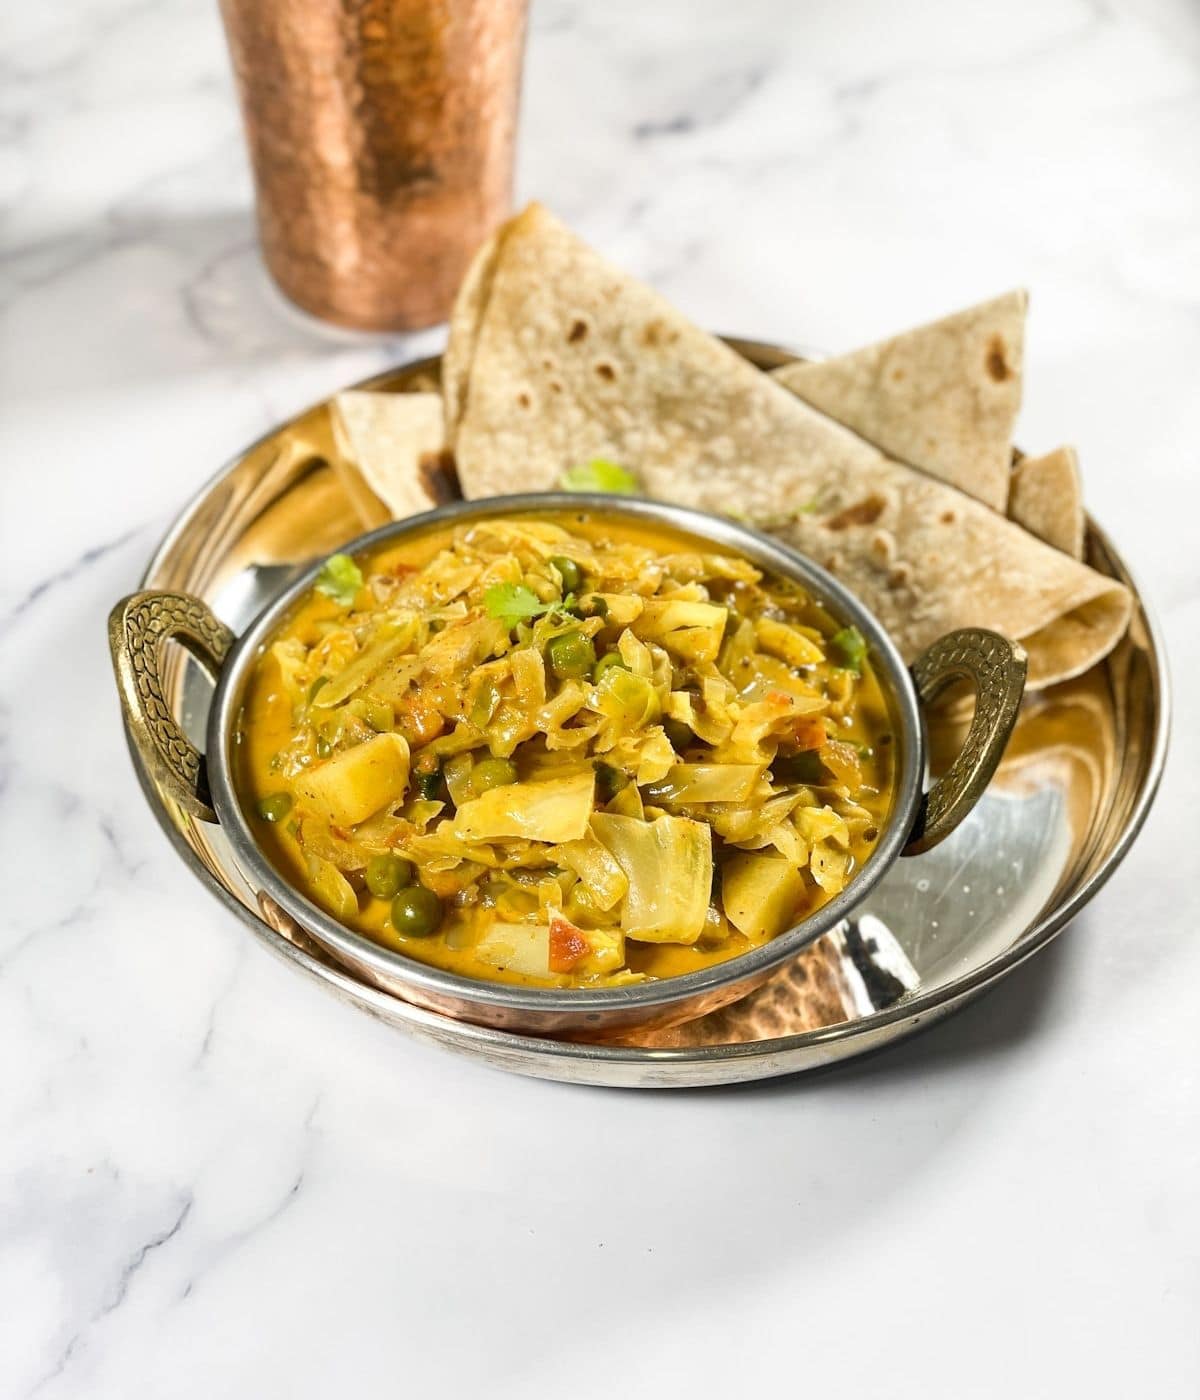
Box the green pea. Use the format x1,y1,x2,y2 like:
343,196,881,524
549,556,583,593
391,885,443,938
547,629,596,679
256,792,293,823
471,756,518,794
366,853,415,900
592,651,628,683
830,625,867,675
316,736,333,759
307,675,329,702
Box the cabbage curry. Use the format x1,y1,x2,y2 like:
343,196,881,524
235,513,894,988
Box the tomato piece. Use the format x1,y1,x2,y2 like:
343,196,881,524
548,913,591,973
791,714,827,751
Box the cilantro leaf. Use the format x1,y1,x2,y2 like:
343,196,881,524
484,582,559,629
559,458,639,494
315,553,364,607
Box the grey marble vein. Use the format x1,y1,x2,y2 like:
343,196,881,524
27,1193,194,1397
0,527,148,638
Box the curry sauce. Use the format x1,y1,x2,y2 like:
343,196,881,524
235,512,895,988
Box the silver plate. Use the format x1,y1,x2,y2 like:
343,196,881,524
128,340,1170,1087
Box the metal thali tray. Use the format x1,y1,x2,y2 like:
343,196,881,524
127,340,1170,1087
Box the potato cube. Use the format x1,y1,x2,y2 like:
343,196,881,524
721,852,807,940
294,732,410,826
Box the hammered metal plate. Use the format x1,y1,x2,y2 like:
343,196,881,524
128,341,1169,1086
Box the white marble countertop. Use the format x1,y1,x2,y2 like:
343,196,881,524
2,0,1197,1395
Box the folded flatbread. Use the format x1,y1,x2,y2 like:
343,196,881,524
770,292,1026,511
446,204,1130,688
332,391,447,527
443,230,504,446
1009,446,1085,559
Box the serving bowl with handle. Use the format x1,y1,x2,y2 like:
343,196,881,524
109,492,1026,1038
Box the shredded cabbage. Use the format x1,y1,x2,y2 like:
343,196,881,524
645,763,768,805
591,812,712,944
236,515,893,988
454,772,594,844
557,834,629,911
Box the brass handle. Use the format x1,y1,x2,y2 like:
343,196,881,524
108,591,236,823
902,628,1027,856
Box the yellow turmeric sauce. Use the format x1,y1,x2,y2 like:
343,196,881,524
235,511,895,988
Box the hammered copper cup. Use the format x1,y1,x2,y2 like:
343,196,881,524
219,0,528,330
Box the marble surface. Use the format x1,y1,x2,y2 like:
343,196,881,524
2,0,1197,1394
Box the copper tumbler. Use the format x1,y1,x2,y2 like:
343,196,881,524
219,0,527,331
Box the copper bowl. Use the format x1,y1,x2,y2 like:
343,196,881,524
109,493,1026,1039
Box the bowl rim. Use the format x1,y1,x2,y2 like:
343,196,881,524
205,491,925,1016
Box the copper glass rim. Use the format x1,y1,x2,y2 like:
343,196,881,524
111,491,1026,1037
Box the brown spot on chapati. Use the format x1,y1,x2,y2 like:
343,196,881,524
641,319,664,347
516,391,531,408
891,368,906,383
825,494,886,530
869,529,896,565
418,450,461,505
986,336,1010,382
940,508,957,525
549,380,563,393
568,319,588,343
888,563,911,587
595,362,617,382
